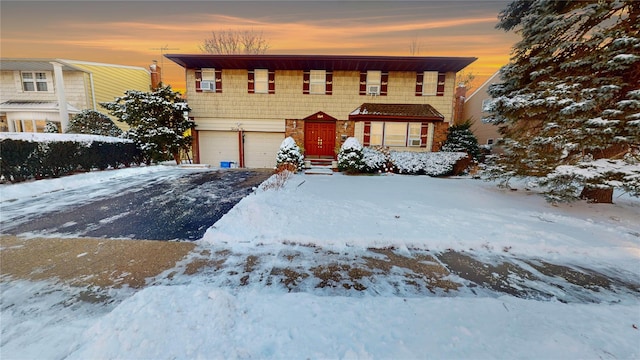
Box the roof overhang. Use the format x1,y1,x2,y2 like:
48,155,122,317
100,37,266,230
349,103,445,122
0,100,81,113
165,54,476,73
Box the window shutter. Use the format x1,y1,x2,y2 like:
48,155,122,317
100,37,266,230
363,121,371,146
415,72,423,96
380,72,388,96
326,71,333,95
420,122,429,148
215,70,223,93
359,72,367,95
436,72,446,96
195,70,202,93
268,71,275,94
303,71,310,94
248,70,255,94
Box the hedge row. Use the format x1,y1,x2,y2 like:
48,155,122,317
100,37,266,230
0,139,143,183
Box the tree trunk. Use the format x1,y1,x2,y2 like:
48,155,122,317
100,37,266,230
173,152,181,165
579,187,613,203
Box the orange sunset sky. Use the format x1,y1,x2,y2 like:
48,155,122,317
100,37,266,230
1,0,520,94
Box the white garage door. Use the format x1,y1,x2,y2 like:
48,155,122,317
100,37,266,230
244,132,284,168
198,131,238,167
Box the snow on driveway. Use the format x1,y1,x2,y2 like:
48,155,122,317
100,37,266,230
1,169,639,359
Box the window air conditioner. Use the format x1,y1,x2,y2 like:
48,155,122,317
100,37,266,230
368,85,380,95
200,80,215,91
409,139,421,146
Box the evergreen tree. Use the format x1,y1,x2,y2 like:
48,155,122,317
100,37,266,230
441,120,482,161
67,110,123,137
101,84,194,165
44,121,59,134
276,137,304,172
485,0,640,203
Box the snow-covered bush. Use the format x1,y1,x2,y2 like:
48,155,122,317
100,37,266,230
362,146,392,173
337,137,364,173
276,137,304,172
44,121,59,134
67,110,123,137
391,151,468,176
440,120,482,161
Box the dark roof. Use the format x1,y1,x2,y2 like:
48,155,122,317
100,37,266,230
349,103,444,121
165,54,476,73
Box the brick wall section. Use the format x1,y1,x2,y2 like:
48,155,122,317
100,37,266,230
285,119,305,148
432,122,450,152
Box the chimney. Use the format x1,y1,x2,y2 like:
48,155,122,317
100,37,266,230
453,83,467,125
150,60,161,89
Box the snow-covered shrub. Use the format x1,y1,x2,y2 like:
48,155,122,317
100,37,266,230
440,120,482,161
276,137,304,172
44,121,59,134
362,146,393,173
337,137,365,173
391,151,468,176
67,110,123,137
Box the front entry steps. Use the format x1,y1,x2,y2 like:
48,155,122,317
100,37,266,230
304,158,336,175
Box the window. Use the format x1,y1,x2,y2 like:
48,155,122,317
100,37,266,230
254,69,268,93
200,68,216,91
366,71,381,95
422,71,438,95
309,70,326,94
22,72,48,92
367,122,425,147
384,122,407,146
370,122,383,146
13,119,60,133
408,123,422,147
487,138,494,145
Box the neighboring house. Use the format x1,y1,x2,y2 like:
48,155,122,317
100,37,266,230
463,70,502,148
0,58,151,133
167,54,476,169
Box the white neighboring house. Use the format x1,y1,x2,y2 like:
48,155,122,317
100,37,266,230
462,70,503,148
0,58,151,133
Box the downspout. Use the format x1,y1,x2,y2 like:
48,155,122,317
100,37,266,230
89,72,97,110
238,128,245,168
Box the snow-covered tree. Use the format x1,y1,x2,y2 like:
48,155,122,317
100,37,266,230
101,84,194,165
485,0,640,203
337,137,365,173
44,121,58,134
441,120,482,161
276,137,304,172
66,110,123,137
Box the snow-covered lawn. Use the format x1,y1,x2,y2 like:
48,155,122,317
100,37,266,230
1,168,639,359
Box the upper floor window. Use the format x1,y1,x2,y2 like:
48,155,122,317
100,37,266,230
309,70,326,94
422,71,438,95
22,72,48,92
200,68,216,91
366,71,382,95
254,69,269,93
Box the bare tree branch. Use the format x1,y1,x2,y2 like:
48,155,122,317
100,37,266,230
200,29,270,54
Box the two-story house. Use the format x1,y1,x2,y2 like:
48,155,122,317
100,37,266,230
0,58,151,133
166,54,476,168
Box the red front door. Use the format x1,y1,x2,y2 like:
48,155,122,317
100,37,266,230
305,122,336,157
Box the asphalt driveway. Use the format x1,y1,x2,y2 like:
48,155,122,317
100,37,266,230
1,168,272,241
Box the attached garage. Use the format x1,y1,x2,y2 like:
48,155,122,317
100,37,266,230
243,132,284,168
198,131,238,167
